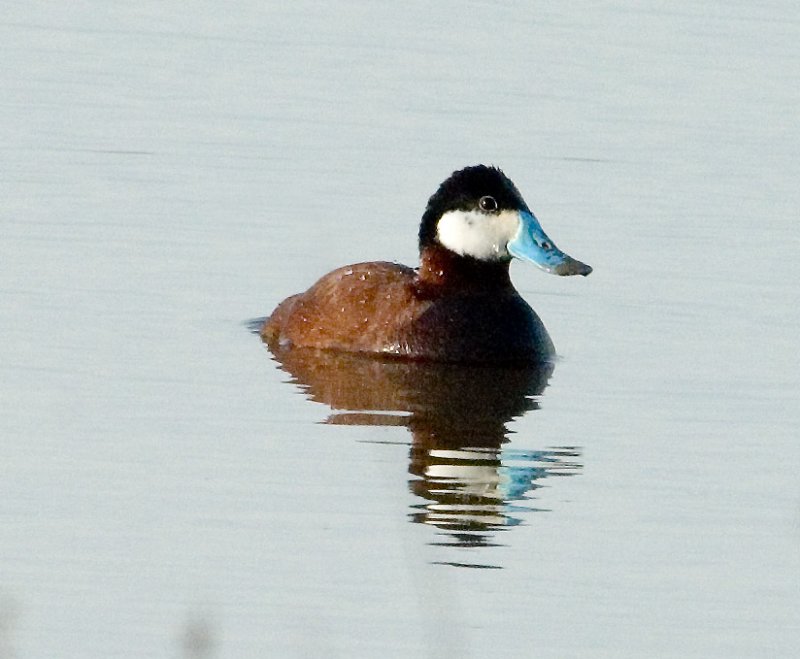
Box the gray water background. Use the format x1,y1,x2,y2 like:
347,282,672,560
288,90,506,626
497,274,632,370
2,2,799,657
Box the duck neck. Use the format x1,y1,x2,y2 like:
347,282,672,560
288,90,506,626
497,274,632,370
417,245,513,293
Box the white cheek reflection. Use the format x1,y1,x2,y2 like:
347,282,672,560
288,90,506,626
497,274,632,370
436,209,519,261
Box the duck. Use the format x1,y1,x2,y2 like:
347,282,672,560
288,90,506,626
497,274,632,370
261,165,591,363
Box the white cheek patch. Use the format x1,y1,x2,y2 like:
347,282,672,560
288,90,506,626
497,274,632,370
436,209,520,261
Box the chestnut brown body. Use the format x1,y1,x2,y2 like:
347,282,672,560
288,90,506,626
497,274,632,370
262,246,554,363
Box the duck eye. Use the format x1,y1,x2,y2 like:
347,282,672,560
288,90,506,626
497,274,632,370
479,196,498,212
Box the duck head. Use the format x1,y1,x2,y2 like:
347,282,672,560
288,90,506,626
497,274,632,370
418,165,592,276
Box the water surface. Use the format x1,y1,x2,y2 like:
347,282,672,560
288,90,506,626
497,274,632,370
2,1,799,657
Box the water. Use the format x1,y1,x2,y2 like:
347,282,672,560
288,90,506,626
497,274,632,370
3,2,800,657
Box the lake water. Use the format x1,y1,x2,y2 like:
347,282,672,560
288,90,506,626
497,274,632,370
3,2,799,657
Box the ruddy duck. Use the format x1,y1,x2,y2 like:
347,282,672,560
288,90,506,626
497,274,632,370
261,165,591,363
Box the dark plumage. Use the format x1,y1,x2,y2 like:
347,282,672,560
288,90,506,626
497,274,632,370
418,165,526,250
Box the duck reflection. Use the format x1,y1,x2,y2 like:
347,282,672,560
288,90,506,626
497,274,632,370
267,344,582,548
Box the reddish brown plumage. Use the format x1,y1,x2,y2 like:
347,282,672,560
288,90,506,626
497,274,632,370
261,245,554,363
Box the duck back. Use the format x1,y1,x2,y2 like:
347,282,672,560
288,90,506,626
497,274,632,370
262,260,553,363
